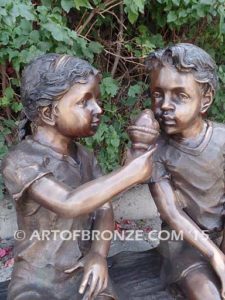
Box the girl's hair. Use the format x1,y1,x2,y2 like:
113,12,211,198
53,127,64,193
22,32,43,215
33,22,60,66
145,43,218,95
19,53,100,139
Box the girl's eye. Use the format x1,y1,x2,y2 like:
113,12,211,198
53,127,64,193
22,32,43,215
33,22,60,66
78,99,87,106
96,99,102,106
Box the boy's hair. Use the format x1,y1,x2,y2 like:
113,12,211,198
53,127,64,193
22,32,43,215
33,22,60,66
21,53,100,121
145,43,218,95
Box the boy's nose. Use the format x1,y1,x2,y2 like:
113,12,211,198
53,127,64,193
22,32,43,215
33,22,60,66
161,96,174,111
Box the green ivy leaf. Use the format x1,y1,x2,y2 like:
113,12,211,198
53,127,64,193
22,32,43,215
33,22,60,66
61,0,74,12
30,30,40,43
0,96,10,106
4,86,14,99
0,0,8,6
100,77,119,98
41,0,52,8
0,31,9,45
167,11,177,23
17,3,36,21
124,0,146,24
11,102,23,112
43,22,66,42
128,84,142,97
3,119,16,129
74,0,92,10
88,41,103,54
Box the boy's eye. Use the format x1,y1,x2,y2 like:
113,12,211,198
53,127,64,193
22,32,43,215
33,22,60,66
179,93,189,100
152,91,162,98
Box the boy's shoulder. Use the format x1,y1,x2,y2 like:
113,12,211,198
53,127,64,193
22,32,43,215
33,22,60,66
211,120,225,131
210,120,225,144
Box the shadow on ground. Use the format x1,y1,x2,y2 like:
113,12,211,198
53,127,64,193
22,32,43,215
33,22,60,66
109,249,185,300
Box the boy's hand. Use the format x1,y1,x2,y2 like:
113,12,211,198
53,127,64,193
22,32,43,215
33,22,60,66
65,252,108,300
128,146,156,183
210,251,225,299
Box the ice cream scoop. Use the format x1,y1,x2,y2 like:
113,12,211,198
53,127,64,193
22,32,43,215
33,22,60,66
127,109,159,153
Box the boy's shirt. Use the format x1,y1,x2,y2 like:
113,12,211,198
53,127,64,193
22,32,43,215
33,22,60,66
151,120,225,232
2,137,102,270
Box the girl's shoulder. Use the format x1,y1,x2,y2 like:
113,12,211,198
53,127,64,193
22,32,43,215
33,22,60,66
2,137,50,201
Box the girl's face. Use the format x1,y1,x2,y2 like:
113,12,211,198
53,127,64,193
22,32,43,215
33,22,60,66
54,74,102,138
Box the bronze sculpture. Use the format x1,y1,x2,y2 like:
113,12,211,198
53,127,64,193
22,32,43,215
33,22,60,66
142,43,225,300
1,54,155,300
127,109,159,159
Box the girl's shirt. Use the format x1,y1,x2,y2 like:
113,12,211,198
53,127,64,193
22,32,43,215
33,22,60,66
2,137,102,270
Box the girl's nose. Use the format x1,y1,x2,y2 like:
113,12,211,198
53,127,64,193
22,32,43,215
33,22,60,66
92,100,103,115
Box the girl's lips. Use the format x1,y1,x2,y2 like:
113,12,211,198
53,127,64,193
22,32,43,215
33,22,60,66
91,119,100,126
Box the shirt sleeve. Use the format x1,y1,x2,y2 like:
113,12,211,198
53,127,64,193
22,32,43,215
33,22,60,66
2,151,51,201
149,149,170,184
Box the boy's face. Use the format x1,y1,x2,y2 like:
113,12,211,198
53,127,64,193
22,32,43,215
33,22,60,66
150,65,205,137
54,74,102,138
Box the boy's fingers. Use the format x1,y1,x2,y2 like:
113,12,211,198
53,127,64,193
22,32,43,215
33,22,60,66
64,261,83,273
79,271,92,294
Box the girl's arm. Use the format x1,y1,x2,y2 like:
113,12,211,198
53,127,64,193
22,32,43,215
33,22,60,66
28,148,155,218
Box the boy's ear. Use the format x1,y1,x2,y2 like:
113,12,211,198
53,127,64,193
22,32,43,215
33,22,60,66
200,90,213,114
39,104,58,126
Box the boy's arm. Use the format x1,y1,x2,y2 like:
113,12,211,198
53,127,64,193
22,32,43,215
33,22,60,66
220,233,225,254
150,179,225,298
28,148,155,218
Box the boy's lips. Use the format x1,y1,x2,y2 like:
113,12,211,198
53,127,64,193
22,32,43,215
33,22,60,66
160,115,176,125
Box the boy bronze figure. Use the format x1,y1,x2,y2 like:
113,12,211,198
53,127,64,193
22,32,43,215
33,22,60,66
146,43,225,300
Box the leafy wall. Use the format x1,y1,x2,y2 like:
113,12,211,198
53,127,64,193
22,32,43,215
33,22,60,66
0,0,225,198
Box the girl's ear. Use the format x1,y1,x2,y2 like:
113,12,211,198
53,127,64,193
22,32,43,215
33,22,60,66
39,103,58,126
200,89,213,114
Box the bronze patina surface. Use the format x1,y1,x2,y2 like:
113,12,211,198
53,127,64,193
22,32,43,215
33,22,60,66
2,54,154,300
146,43,225,300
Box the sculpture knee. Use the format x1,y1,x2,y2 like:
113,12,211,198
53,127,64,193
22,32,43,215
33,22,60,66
180,269,221,300
8,291,42,300
95,296,115,300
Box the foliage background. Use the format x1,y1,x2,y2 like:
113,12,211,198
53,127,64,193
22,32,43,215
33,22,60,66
0,0,225,199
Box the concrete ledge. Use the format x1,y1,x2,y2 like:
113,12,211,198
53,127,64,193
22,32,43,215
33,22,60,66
0,197,17,239
112,184,158,221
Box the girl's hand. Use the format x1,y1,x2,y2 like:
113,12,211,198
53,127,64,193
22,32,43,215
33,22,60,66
65,252,108,300
127,145,157,183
